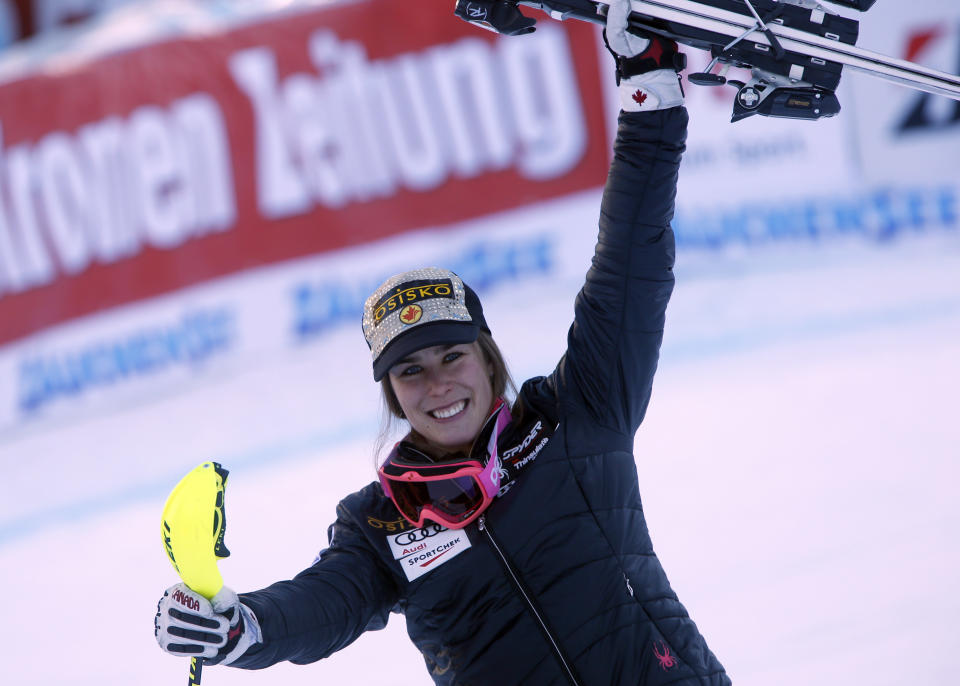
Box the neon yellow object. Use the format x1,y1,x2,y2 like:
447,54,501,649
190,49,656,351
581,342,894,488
161,461,231,600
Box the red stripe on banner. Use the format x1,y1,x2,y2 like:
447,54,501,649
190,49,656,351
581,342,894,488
0,0,609,345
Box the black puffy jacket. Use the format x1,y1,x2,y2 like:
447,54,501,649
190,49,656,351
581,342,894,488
232,107,730,686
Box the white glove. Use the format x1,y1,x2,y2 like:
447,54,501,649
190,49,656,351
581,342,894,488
606,0,650,57
605,0,685,111
155,583,262,666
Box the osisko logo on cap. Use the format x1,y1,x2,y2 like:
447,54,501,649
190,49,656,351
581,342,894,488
363,268,476,367
372,279,454,326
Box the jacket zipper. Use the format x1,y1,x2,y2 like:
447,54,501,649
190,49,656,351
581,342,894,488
478,515,581,686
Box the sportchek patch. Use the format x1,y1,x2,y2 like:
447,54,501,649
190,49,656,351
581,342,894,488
372,279,454,326
386,524,472,582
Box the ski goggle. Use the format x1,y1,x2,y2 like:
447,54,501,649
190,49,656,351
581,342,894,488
379,399,511,529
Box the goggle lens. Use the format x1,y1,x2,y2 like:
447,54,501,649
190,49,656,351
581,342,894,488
390,476,483,523
379,398,511,528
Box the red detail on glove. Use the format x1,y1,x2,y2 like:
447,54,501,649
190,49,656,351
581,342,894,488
642,38,665,65
632,90,648,106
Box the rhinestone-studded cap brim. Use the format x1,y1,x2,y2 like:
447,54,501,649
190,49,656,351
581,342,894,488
362,267,487,380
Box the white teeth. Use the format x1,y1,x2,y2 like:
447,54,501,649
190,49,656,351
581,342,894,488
431,400,466,419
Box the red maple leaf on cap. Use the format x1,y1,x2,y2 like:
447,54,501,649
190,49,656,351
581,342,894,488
632,90,648,106
402,307,418,321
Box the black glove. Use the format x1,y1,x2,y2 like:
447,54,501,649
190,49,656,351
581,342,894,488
154,583,261,666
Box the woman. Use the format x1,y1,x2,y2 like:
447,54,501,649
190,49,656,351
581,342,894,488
155,2,730,683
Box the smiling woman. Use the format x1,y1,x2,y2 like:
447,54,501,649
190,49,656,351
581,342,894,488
386,341,495,455
153,2,731,684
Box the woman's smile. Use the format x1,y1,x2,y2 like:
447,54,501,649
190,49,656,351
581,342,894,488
428,399,468,420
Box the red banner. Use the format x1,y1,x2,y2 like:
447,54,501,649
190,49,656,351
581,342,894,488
0,0,609,345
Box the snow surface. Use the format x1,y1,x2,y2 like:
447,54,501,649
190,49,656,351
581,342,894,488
0,191,958,684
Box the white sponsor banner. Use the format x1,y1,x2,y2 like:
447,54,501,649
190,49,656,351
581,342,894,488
0,189,600,438
845,0,960,185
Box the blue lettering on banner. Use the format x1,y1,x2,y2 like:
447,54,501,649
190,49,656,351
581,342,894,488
674,186,957,249
18,308,235,413
293,235,553,341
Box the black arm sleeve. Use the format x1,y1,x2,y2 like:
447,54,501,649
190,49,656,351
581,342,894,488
553,107,687,442
228,502,398,669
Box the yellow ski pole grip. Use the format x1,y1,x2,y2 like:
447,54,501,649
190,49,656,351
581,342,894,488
161,461,231,685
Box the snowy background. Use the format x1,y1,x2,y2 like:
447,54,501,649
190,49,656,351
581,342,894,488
2,194,958,686
1,1,959,685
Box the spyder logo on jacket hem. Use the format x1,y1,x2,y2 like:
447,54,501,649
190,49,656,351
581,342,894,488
387,524,472,581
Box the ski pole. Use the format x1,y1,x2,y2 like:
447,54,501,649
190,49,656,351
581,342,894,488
161,462,232,686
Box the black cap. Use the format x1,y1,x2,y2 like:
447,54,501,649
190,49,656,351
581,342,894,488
362,267,489,381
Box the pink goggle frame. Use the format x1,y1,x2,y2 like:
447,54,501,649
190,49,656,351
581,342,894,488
379,399,511,529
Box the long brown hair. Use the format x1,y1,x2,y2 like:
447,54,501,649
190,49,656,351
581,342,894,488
374,331,515,462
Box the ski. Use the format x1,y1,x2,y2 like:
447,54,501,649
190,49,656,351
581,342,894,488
454,0,960,122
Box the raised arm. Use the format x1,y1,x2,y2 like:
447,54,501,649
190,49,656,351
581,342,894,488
551,10,687,440
555,106,685,437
